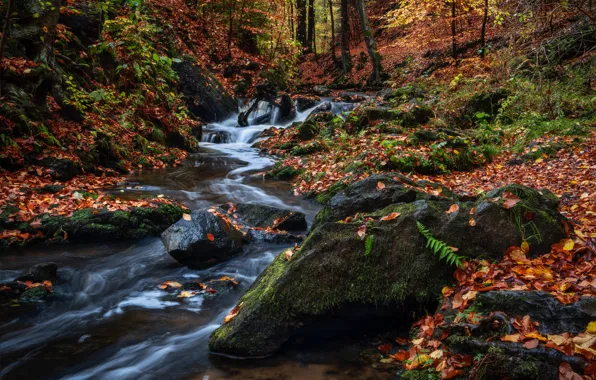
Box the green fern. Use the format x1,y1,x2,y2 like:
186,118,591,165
364,234,375,256
416,222,464,268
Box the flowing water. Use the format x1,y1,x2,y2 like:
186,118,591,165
0,99,387,379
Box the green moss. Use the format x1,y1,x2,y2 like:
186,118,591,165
266,165,304,180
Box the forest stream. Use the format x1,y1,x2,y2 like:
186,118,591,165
0,100,390,380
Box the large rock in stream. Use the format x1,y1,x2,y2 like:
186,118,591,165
173,60,237,122
208,179,567,358
162,204,308,268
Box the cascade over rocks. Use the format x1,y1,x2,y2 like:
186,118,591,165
208,179,567,358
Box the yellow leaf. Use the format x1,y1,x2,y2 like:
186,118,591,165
177,291,196,298
412,337,424,345
159,281,183,289
587,321,596,334
521,241,529,254
562,239,574,251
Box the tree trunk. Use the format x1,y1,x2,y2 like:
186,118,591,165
329,0,336,62
340,0,351,73
227,0,237,58
451,0,457,59
289,0,294,38
0,0,14,85
306,0,315,52
296,0,307,49
354,0,382,83
480,0,488,58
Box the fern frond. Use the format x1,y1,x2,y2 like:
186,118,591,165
364,234,375,256
416,221,464,268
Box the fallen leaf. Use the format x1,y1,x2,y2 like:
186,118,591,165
159,281,183,289
207,233,215,241
561,238,575,251
446,204,459,214
521,241,529,254
452,292,464,308
182,213,191,221
224,302,244,323
380,212,401,221
522,339,539,349
469,218,476,226
500,334,521,343
377,344,392,354
177,291,196,298
502,192,521,209
284,248,295,261
376,181,386,190
558,362,583,380
587,321,596,334
357,225,367,240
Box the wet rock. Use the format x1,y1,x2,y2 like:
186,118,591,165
296,112,335,140
294,96,319,112
220,203,307,231
461,88,509,123
182,278,239,296
58,1,102,46
473,291,596,334
37,184,65,194
40,203,185,244
277,94,296,122
311,174,418,232
414,129,439,142
37,157,82,181
209,183,567,357
16,262,58,283
19,286,50,302
312,85,331,96
245,229,303,244
173,60,237,122
161,210,244,268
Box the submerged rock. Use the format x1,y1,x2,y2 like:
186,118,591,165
209,181,567,357
16,262,58,283
221,203,307,231
161,210,244,268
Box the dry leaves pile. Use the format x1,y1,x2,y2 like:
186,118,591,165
378,240,596,378
0,168,180,244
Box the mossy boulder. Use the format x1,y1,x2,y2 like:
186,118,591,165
296,112,335,140
460,88,509,124
209,182,567,357
344,104,433,134
39,203,184,243
265,164,304,180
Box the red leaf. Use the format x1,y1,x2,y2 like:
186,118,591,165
377,344,392,354
207,233,215,241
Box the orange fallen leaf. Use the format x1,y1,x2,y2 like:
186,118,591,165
376,181,386,190
500,334,521,343
207,233,215,241
159,281,183,289
522,339,539,349
182,213,191,221
380,212,401,221
446,204,459,214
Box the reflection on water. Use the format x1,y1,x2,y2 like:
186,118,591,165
0,99,391,379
